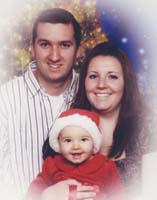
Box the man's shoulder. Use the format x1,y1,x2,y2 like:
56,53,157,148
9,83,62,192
0,75,25,89
0,75,26,99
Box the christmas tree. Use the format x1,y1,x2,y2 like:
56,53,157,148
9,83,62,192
0,0,108,83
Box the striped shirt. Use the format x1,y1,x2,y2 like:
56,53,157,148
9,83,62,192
0,61,79,199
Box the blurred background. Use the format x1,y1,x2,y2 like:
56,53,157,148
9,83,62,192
0,1,156,199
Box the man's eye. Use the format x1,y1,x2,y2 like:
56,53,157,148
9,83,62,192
39,42,49,48
61,43,71,49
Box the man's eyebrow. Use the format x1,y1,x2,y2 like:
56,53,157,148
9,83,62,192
36,39,73,44
59,40,73,44
36,38,49,43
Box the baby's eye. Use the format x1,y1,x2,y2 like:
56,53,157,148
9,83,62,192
64,139,72,143
81,138,89,142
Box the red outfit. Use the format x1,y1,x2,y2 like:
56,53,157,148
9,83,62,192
27,153,123,200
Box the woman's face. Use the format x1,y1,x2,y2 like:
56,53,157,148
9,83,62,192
85,55,124,115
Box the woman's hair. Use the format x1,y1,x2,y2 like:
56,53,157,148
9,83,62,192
72,41,144,158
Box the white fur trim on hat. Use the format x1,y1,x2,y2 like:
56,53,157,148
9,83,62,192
49,114,102,154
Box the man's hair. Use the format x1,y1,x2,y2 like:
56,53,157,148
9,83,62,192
32,8,81,48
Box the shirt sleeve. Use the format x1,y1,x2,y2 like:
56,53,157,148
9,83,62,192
0,90,17,198
0,91,13,183
26,157,56,200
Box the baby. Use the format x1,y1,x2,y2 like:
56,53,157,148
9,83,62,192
27,108,124,200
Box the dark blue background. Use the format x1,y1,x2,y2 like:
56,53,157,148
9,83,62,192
96,1,155,95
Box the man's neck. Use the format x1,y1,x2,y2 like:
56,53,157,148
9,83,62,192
34,71,73,96
45,79,72,96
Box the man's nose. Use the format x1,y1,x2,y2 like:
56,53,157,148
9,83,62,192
49,46,61,61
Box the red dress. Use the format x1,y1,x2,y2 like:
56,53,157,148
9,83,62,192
27,153,124,200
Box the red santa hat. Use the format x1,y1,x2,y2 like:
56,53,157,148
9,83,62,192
49,108,102,154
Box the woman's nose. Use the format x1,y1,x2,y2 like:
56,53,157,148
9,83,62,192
97,78,107,88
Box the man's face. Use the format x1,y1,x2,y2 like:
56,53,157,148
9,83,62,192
31,23,80,87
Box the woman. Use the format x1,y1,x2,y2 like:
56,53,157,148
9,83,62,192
72,41,147,198
41,42,148,200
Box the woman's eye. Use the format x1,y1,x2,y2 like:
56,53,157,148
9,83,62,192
108,74,118,79
88,74,97,79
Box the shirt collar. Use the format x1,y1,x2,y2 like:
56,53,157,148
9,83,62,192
24,61,79,99
23,61,43,98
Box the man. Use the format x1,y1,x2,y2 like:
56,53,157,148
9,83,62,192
0,8,81,199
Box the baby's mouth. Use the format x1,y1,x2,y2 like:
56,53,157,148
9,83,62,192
71,153,82,159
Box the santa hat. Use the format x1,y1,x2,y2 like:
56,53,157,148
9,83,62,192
49,108,102,154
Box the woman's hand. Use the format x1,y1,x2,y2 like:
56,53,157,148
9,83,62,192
40,179,96,200
76,184,97,199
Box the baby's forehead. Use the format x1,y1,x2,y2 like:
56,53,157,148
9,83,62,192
59,125,92,137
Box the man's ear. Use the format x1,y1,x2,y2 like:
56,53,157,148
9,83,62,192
76,44,83,59
30,42,35,57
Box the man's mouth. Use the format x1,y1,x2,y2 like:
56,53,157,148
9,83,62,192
47,63,62,68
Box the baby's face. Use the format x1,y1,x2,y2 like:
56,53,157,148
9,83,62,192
58,126,94,164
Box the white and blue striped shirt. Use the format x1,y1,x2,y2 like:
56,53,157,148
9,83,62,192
0,62,79,199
